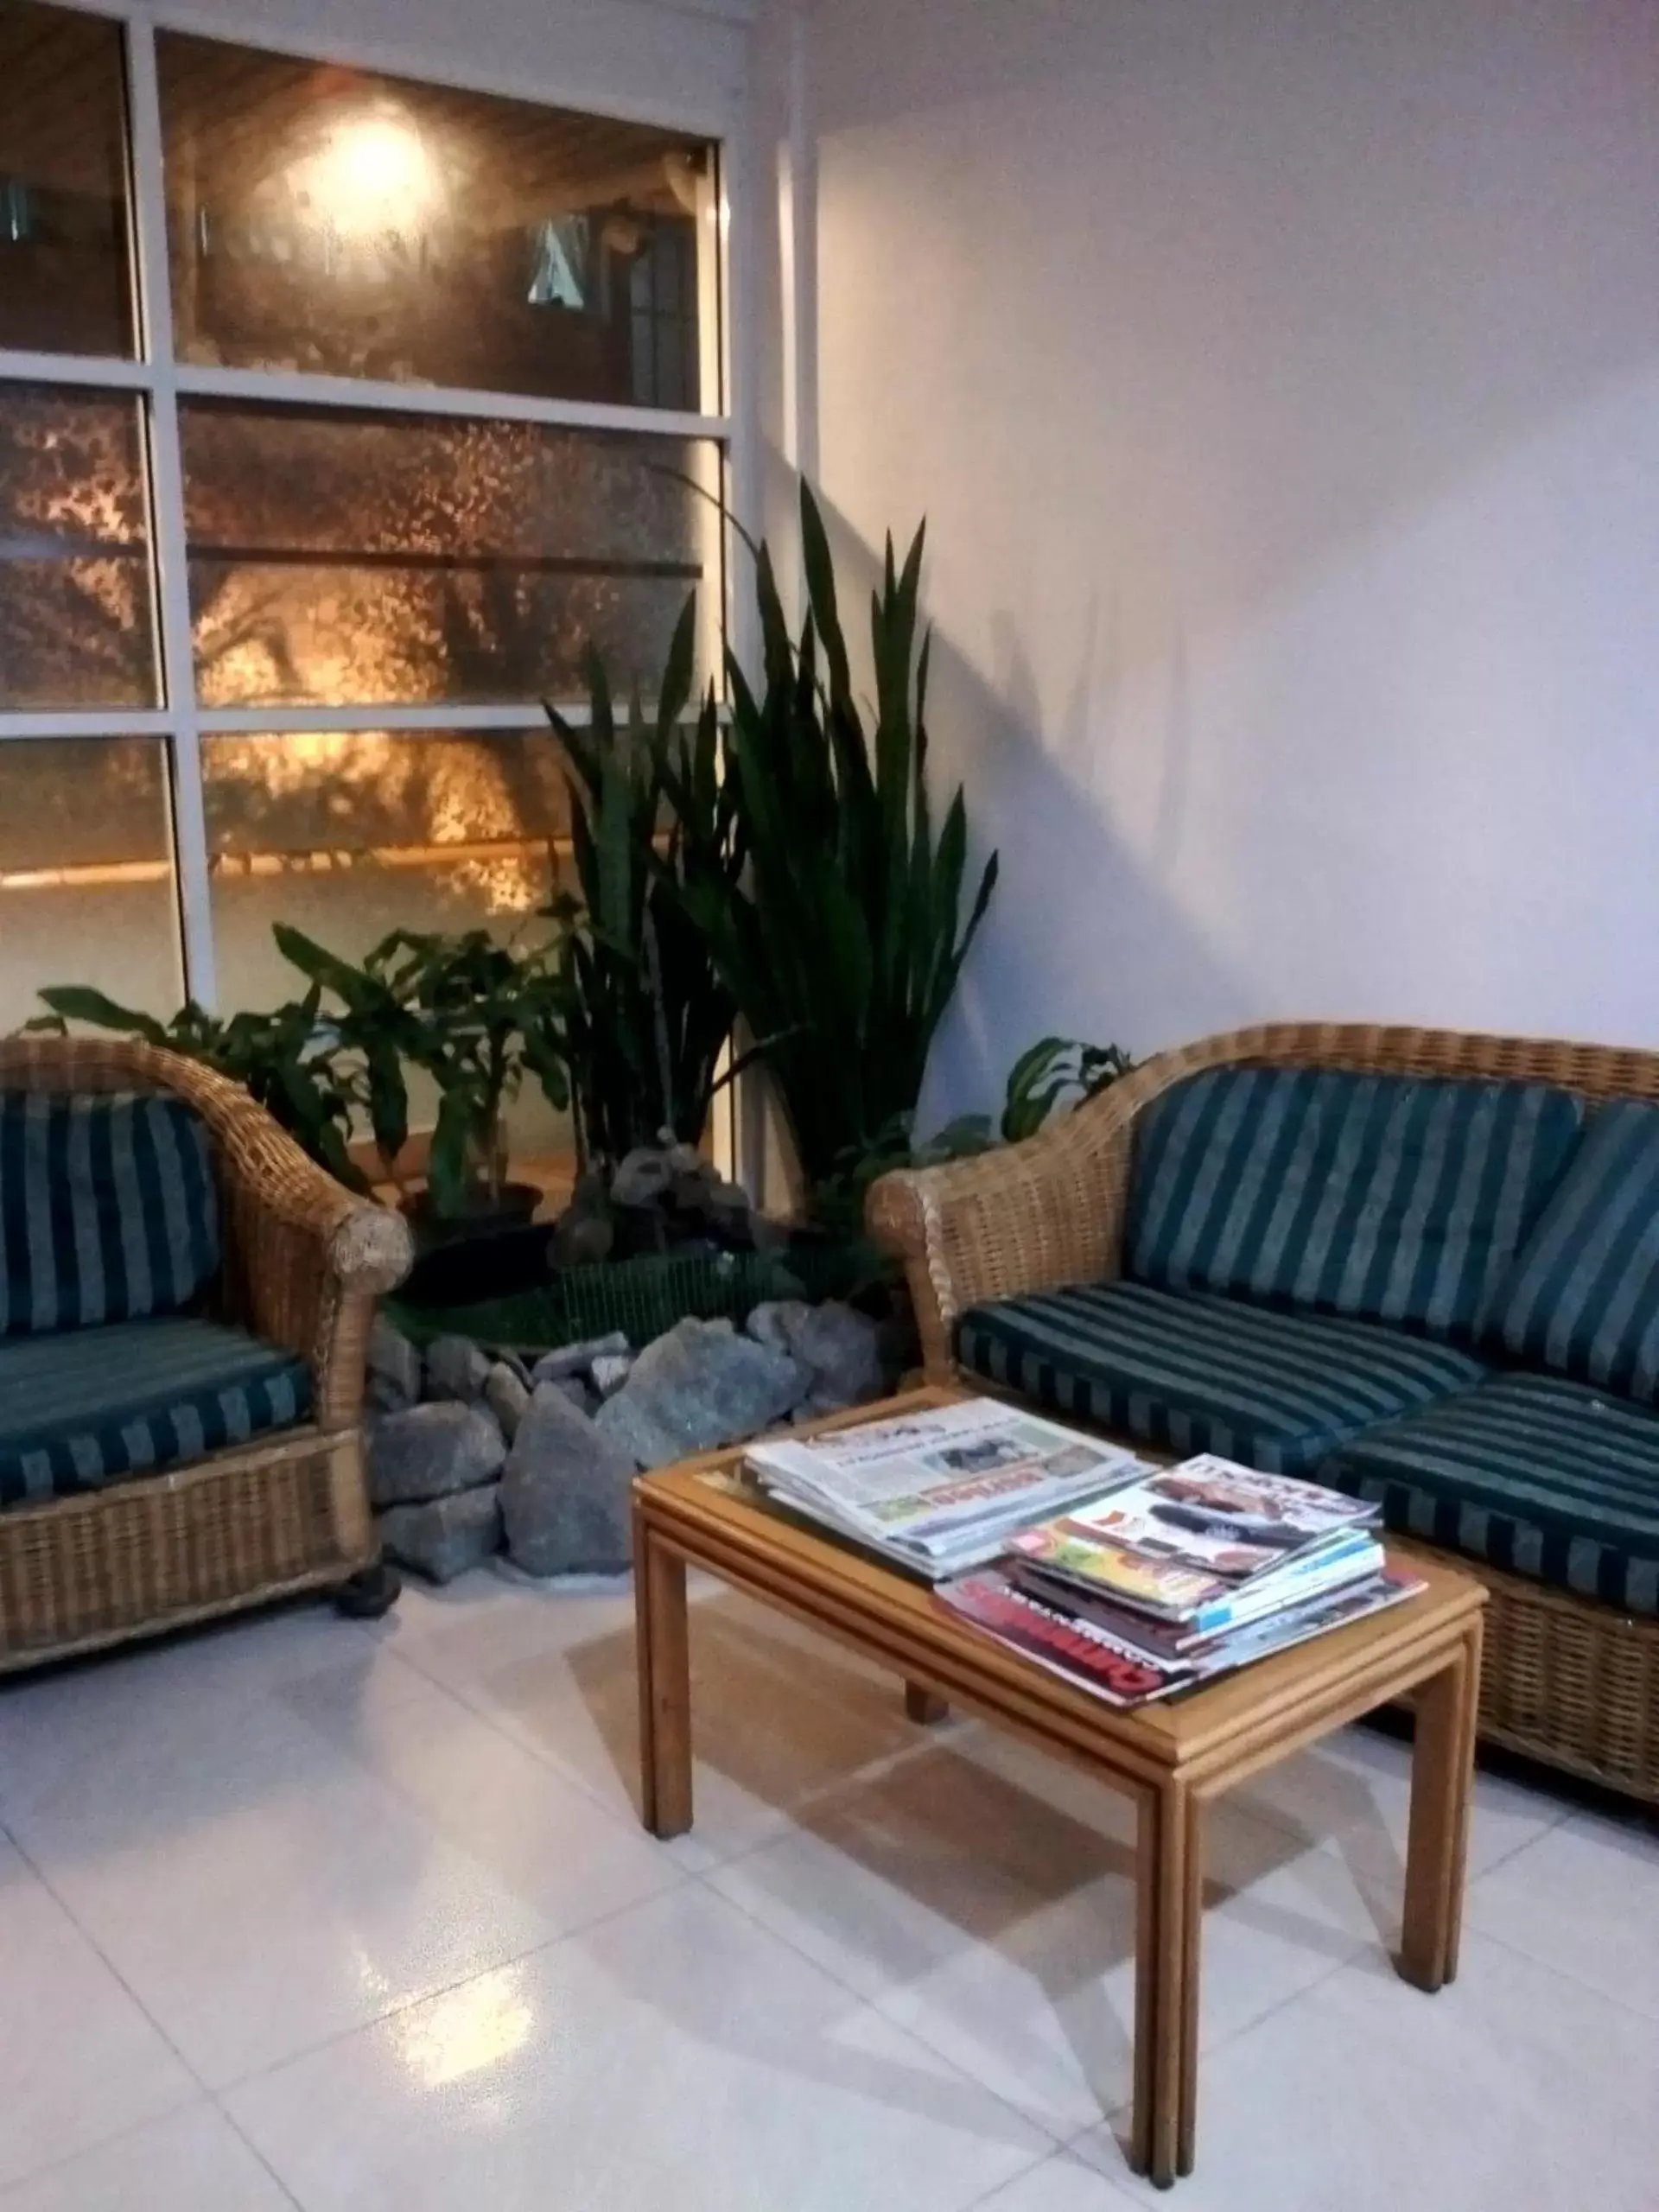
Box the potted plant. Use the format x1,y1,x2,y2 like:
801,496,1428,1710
543,595,747,1169
275,923,570,1226
665,481,998,1225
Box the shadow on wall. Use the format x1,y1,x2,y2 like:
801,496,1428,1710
783,493,1253,1128
795,0,1659,1074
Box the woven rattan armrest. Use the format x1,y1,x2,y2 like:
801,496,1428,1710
867,1077,1148,1381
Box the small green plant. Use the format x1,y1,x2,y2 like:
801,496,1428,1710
1001,1036,1135,1143
27,984,371,1192
276,925,570,1221
543,596,746,1166
668,480,997,1211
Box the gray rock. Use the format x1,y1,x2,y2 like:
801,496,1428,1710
594,1315,806,1470
378,1485,502,1583
423,1333,493,1402
552,1374,600,1418
785,1301,885,1412
611,1145,674,1209
365,1313,423,1407
483,1362,531,1441
491,1347,534,1389
746,1299,811,1356
365,1370,413,1417
589,1351,634,1398
366,1402,506,1507
500,1384,639,1574
531,1332,631,1384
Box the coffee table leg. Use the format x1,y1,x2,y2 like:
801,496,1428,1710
905,1681,950,1725
1399,1620,1482,1992
1132,1781,1202,2187
634,1512,693,1840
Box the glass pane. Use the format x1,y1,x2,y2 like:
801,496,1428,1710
160,30,715,410
204,727,573,1159
0,384,158,709
0,0,134,356
0,738,181,1035
181,401,715,709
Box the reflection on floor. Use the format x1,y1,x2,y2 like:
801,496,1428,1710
0,1567,1652,2211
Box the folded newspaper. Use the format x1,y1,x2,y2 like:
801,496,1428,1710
743,1398,1150,1577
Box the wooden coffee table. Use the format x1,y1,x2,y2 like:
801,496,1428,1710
631,1388,1486,2188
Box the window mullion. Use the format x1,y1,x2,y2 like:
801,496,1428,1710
124,15,216,1009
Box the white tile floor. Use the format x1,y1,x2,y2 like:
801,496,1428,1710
0,1568,1654,2211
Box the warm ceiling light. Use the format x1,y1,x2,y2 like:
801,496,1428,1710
334,114,431,204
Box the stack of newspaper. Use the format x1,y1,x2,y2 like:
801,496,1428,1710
937,1453,1420,1707
742,1398,1149,1579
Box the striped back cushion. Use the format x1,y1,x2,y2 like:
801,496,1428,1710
1496,1100,1659,1402
1126,1066,1583,1341
0,1092,219,1337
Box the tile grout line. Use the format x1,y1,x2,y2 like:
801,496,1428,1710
207,1873,695,2107
683,1856,1083,2153
1458,1921,1659,2033
1,1821,217,2106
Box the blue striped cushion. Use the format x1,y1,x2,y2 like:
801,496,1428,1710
1495,1101,1659,1402
1126,1067,1583,1341
0,1091,219,1338
1319,1372,1659,1616
0,1317,311,1509
956,1280,1486,1477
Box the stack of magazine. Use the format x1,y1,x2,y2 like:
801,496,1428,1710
938,1453,1421,1707
742,1398,1148,1579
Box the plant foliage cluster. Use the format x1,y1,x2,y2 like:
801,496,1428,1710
28,486,1129,1226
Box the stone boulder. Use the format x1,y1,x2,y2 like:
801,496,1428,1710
594,1315,805,1470
365,1313,423,1408
366,1402,505,1507
530,1332,631,1385
378,1485,502,1583
500,1383,639,1574
589,1350,634,1398
483,1362,531,1440
768,1300,885,1414
423,1333,493,1402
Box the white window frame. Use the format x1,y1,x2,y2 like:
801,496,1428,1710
0,0,745,1014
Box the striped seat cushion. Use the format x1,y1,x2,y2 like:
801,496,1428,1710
1495,1100,1659,1403
0,1317,312,1510
1319,1372,1659,1617
0,1091,219,1338
1125,1066,1583,1342
956,1280,1486,1477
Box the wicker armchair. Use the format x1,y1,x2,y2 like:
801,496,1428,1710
0,1033,413,1670
869,1021,1659,1804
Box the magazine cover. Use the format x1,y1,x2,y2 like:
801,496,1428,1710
1008,1528,1384,1647
1005,1522,1234,1615
935,1572,1187,1706
1183,1567,1424,1681
1047,1454,1377,1581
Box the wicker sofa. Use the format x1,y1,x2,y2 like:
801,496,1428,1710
869,1021,1659,1807
0,1033,413,1671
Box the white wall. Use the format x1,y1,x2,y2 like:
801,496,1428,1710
795,0,1659,1127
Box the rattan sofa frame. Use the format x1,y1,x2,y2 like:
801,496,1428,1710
868,1021,1659,1806
0,1034,413,1671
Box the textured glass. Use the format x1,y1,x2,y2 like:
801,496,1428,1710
0,0,134,356
0,385,157,709
0,739,180,1034
205,727,575,1157
181,402,714,708
160,31,713,408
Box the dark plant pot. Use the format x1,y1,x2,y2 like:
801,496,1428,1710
398,1185,548,1307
